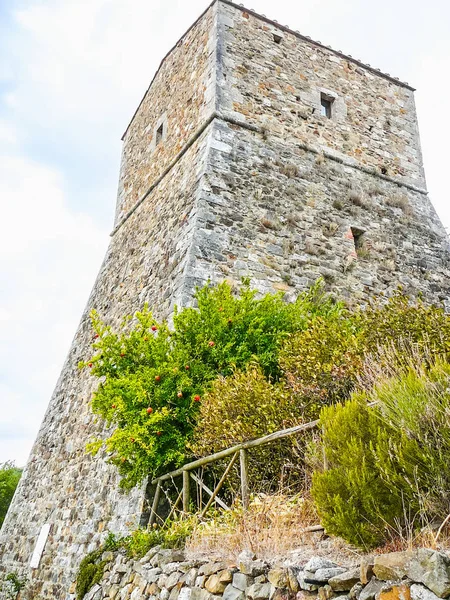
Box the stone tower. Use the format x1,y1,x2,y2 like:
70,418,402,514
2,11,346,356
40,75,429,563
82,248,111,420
1,1,449,597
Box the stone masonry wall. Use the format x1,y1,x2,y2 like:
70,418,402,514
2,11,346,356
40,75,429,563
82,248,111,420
0,128,211,599
78,545,450,600
187,118,450,306
115,3,216,224
218,1,425,188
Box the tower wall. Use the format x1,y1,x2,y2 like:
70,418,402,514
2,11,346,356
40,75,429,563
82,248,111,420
190,118,450,304
217,1,425,188
1,2,449,598
115,3,216,224
0,46,214,598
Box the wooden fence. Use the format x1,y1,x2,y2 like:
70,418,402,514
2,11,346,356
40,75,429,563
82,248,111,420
148,417,320,525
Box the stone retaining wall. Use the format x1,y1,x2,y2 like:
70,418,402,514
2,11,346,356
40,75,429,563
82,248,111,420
81,546,450,600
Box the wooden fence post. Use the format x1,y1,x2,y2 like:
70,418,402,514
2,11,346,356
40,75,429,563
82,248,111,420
149,481,161,526
240,448,249,510
183,470,190,514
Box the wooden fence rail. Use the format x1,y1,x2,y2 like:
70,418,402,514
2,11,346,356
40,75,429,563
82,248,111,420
148,417,320,525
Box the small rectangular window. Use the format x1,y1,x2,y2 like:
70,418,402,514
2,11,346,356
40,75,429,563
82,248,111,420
320,94,333,119
156,123,164,146
273,34,282,44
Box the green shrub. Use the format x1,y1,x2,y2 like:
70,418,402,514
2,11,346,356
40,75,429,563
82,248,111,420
0,572,26,600
279,313,362,418
190,365,308,492
0,463,22,527
82,280,339,488
280,290,450,421
311,397,408,548
312,358,450,549
356,290,450,357
76,551,105,600
370,359,450,522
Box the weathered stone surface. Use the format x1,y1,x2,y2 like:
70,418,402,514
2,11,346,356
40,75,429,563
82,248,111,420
205,571,232,595
313,568,347,583
376,583,411,600
410,584,441,600
329,568,361,591
223,584,246,600
350,583,364,600
246,583,272,599
268,568,289,588
360,579,386,600
239,561,267,577
407,549,450,598
318,585,334,600
190,588,213,600
239,550,257,562
296,592,318,600
298,572,319,592
233,573,253,591
360,560,375,586
304,558,339,573
373,553,413,581
199,563,228,577
287,568,300,593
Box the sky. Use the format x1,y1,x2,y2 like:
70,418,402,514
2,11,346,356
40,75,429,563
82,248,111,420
0,0,449,467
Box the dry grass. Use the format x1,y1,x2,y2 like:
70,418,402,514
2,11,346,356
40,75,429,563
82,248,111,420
186,493,319,561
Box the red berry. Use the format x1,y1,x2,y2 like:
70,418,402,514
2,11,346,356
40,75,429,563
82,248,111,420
93,333,99,339
151,325,158,332
112,404,116,409
156,431,162,436
177,391,183,398
194,395,201,402
88,362,93,368
147,407,153,414
120,352,125,357
185,365,190,370
130,437,135,443
155,375,161,382
208,341,215,347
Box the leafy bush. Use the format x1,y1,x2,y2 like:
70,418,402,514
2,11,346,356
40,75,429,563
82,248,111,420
191,366,298,455
370,359,450,522
0,572,26,600
82,280,339,488
357,291,450,357
280,290,450,420
76,551,106,600
311,398,407,548
279,313,362,418
0,462,22,527
312,358,450,549
190,365,308,492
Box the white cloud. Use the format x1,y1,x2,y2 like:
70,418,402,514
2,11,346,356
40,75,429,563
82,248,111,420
0,146,108,465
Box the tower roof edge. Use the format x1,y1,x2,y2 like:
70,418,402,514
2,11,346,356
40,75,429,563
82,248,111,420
121,0,415,141
219,0,415,92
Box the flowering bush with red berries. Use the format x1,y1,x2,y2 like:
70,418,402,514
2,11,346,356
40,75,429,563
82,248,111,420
80,280,340,489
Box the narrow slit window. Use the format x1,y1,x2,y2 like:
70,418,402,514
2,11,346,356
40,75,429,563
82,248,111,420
156,123,164,146
351,227,365,252
273,34,282,44
320,94,334,119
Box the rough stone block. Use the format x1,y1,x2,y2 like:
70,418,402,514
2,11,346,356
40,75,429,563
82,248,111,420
328,568,361,591
373,552,413,581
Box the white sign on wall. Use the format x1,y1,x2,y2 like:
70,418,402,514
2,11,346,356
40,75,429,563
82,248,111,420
30,523,51,569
